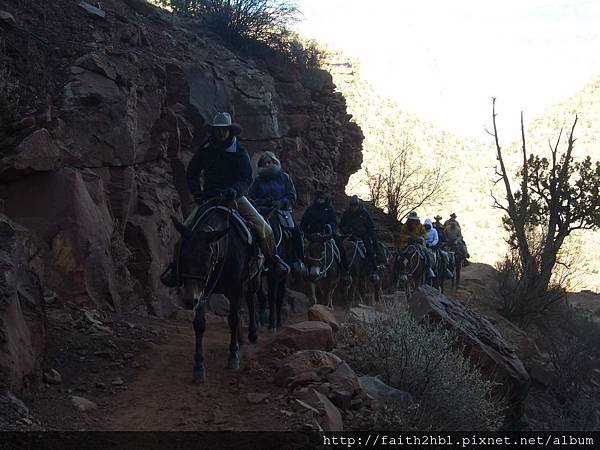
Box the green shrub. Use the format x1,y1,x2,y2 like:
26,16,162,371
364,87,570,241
342,302,504,430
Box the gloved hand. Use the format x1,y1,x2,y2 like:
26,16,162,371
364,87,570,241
220,188,237,203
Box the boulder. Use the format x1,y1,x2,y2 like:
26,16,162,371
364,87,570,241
71,396,97,412
308,305,341,332
272,321,334,352
275,350,341,387
346,304,387,324
327,361,360,395
312,389,344,431
358,376,413,405
409,285,530,420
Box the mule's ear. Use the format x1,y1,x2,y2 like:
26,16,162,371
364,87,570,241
171,216,193,239
201,227,230,243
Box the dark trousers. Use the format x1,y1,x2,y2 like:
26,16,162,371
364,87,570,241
361,236,378,271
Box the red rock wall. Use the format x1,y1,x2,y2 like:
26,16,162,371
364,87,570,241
0,0,364,317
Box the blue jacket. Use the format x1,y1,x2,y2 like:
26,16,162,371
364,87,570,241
249,171,297,210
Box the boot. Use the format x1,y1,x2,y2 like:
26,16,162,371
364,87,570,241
267,254,290,278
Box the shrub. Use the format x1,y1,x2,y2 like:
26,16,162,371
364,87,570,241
342,302,504,430
156,0,322,69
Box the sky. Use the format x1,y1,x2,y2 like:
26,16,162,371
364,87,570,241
295,0,600,139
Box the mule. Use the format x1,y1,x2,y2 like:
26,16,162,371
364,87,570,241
393,243,426,300
304,233,342,308
256,207,295,332
173,201,262,383
446,240,465,289
343,239,382,308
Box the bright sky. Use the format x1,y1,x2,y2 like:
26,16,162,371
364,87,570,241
295,0,600,139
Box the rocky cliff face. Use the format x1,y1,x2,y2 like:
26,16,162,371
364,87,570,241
0,0,362,388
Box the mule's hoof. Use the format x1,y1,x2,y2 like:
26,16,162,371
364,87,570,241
193,365,206,384
228,353,240,370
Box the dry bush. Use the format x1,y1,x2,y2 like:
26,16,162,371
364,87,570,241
533,305,600,430
342,301,503,430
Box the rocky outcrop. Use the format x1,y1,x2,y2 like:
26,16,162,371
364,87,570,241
0,0,363,317
272,321,334,352
0,216,45,391
408,285,530,421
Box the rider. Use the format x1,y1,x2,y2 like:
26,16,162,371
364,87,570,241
249,151,305,272
398,211,436,279
443,212,461,229
170,112,288,282
433,215,446,245
300,191,350,272
444,218,470,260
425,218,453,279
340,195,380,280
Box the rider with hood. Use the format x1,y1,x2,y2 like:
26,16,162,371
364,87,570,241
300,191,350,271
249,151,305,269
161,112,288,287
398,211,436,279
340,195,380,280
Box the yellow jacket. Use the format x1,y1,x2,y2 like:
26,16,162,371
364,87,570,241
399,222,428,248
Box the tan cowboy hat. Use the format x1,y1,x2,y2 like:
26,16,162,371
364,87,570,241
204,112,242,135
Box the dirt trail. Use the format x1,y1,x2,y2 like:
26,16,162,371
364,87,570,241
101,313,299,431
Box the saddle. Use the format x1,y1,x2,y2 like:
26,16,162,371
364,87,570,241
192,205,253,245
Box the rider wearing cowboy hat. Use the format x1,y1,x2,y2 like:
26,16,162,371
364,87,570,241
164,112,289,286
398,211,436,279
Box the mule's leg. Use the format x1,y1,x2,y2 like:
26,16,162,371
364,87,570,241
227,292,241,370
327,283,337,309
193,301,207,383
276,278,286,328
267,273,278,332
308,281,317,306
257,277,268,329
246,279,258,345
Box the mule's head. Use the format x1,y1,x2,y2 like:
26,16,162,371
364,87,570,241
172,216,229,290
304,234,328,281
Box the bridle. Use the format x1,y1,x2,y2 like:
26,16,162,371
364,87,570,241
179,197,232,311
306,236,339,280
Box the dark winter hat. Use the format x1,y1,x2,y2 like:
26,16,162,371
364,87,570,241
349,195,360,206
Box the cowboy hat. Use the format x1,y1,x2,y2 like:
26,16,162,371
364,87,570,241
204,112,242,135
450,212,457,218
434,215,442,220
